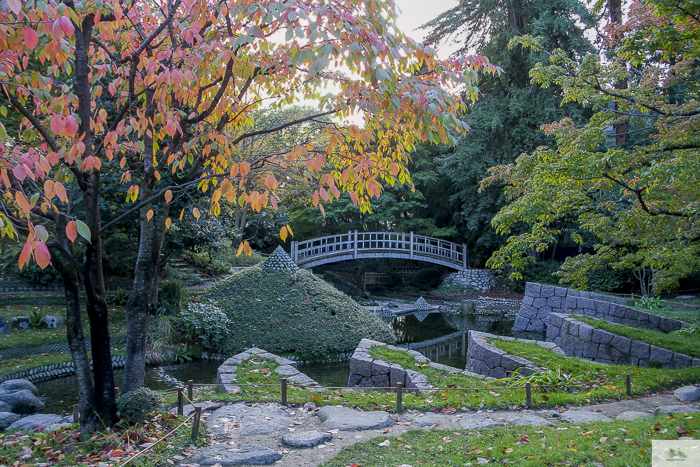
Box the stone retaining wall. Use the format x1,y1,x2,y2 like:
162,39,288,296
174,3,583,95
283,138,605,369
546,313,700,368
216,347,318,393
442,269,494,292
347,338,485,391
466,330,562,379
512,282,688,334
0,355,128,384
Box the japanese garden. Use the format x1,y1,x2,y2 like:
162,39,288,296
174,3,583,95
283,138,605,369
0,0,699,466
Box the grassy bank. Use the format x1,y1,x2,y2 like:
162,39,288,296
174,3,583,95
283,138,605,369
575,316,700,359
322,412,700,467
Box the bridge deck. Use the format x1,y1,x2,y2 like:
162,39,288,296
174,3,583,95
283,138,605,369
291,231,467,271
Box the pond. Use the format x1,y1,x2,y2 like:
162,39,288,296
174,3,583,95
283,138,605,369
35,311,516,415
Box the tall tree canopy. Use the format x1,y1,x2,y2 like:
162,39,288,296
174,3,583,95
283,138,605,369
420,0,595,266
483,0,700,295
0,0,498,429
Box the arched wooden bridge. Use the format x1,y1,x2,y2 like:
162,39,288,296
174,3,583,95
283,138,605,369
290,231,467,270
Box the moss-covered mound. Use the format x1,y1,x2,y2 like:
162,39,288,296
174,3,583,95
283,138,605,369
200,266,396,357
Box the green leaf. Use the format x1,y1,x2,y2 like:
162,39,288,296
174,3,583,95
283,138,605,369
76,220,91,243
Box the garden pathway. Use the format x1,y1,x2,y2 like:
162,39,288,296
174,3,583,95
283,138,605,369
171,388,700,467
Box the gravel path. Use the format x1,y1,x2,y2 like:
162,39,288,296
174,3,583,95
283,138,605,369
171,386,700,467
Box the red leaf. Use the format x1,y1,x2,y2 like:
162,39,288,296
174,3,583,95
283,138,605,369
59,17,75,37
24,28,39,50
50,115,63,135
64,116,78,136
18,243,32,271
6,0,21,15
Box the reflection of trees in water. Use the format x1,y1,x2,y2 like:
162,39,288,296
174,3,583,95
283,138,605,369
390,312,516,344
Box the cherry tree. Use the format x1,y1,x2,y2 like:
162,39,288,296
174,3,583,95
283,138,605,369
0,0,498,429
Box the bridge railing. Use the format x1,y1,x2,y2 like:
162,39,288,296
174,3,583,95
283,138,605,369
291,231,467,270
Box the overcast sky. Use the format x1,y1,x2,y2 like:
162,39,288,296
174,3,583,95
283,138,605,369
394,0,459,57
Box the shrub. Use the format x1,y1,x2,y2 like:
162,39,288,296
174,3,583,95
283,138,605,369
198,266,396,357
117,387,164,425
406,268,443,291
179,302,232,350
510,260,560,293
158,280,184,314
103,232,138,277
182,248,231,275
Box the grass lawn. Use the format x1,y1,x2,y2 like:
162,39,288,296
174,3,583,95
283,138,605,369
322,412,700,467
0,297,126,351
575,316,700,359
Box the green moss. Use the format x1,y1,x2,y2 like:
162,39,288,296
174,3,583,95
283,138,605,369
576,316,700,359
197,266,396,357
322,413,700,467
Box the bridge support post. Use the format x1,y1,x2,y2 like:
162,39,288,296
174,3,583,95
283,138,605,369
463,243,467,269
354,230,358,259
410,232,414,259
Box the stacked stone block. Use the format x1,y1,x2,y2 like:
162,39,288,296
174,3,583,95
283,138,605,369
546,313,700,369
347,338,477,391
466,331,561,379
442,269,494,292
216,347,318,392
261,246,300,273
512,282,688,334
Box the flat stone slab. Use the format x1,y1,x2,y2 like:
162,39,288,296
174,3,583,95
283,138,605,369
558,410,613,423
205,404,290,436
282,431,332,448
8,414,63,431
654,405,700,415
616,411,653,421
460,414,506,430
191,444,281,466
317,406,393,431
507,414,551,426
412,416,440,427
674,386,700,402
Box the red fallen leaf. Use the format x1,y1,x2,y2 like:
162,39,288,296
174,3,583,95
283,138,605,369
595,409,603,412
441,408,457,414
417,460,428,463
351,464,362,467
110,450,126,457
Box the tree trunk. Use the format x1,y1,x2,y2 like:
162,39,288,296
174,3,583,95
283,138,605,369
50,216,96,431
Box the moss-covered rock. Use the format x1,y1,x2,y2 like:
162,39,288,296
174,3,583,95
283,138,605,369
200,266,396,357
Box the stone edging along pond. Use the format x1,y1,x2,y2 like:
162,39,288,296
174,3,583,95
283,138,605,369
547,313,700,369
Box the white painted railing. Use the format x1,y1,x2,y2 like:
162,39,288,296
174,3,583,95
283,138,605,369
291,231,467,270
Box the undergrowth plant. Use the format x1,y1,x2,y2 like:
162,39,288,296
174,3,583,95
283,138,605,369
491,365,584,393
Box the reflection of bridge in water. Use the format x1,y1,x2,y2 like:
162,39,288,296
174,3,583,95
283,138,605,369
397,331,466,363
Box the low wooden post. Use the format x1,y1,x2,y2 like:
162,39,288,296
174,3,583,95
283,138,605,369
626,374,631,396
281,378,288,407
177,387,184,416
525,383,532,408
191,405,202,442
396,382,403,413
114,387,120,400
73,404,79,423
188,380,194,401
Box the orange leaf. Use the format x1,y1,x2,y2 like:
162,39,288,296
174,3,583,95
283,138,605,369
236,241,245,257
244,241,252,256
193,207,200,220
270,196,278,210
330,186,341,199
34,241,51,269
312,190,319,207
164,190,173,203
319,187,329,201
165,218,172,229
55,182,68,202
66,221,78,242
18,243,32,271
240,161,250,176
230,164,239,179
14,192,31,215
265,174,278,190
146,209,154,221
44,180,55,200
64,116,79,137
24,28,39,50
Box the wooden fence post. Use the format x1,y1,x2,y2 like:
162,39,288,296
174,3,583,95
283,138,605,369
73,404,79,423
626,374,631,396
525,383,532,408
396,382,403,413
281,378,288,407
191,406,202,442
177,387,184,416
188,380,194,401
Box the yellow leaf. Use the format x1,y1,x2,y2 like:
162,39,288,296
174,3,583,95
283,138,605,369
286,224,293,236
165,218,172,229
236,241,244,257
146,210,154,221
179,208,184,220
193,207,201,220
280,226,288,242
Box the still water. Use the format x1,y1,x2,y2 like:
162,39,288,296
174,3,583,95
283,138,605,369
35,312,515,414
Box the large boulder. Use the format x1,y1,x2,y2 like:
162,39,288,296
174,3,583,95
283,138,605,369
0,379,39,396
42,316,65,329
0,401,11,412
198,265,396,357
10,316,30,330
0,389,45,414
0,412,20,430
7,414,62,432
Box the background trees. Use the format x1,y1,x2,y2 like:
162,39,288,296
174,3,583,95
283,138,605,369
0,0,497,429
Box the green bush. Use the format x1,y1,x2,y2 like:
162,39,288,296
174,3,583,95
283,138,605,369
1,245,61,285
103,232,138,277
198,266,396,357
117,387,165,425
182,249,231,275
321,270,364,297
158,279,184,314
179,302,232,349
510,260,560,293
